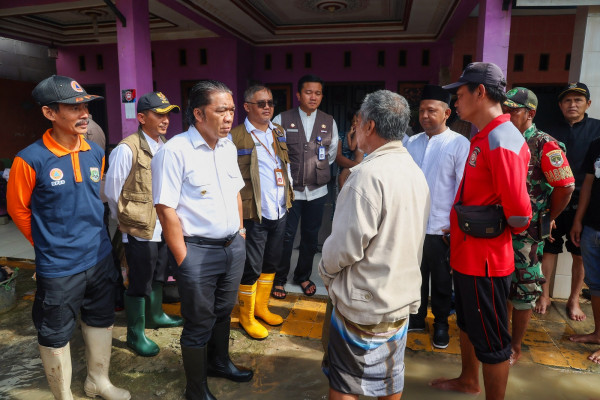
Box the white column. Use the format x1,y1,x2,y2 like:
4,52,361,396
569,6,600,118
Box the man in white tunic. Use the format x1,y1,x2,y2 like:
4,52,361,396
405,85,470,349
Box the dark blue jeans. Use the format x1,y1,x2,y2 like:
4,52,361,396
275,195,326,286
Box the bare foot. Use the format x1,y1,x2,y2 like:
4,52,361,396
589,350,600,364
534,296,551,314
509,349,522,367
566,299,586,321
569,332,600,344
429,377,480,394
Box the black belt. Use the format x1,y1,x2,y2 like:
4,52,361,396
184,234,237,247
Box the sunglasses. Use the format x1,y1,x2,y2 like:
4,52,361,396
246,100,275,108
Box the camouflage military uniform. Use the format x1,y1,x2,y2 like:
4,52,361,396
510,124,572,310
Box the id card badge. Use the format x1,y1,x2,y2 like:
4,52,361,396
274,169,285,186
318,146,326,161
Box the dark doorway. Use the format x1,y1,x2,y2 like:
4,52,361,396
84,84,108,145
180,80,200,132
321,82,385,138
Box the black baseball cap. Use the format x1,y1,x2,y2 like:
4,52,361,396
137,91,180,114
443,62,507,93
421,85,451,105
32,75,103,106
558,82,590,101
504,87,538,110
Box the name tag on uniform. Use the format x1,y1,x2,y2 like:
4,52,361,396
318,146,326,161
287,128,298,132
274,169,285,186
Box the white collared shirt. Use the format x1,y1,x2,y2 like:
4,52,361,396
104,130,164,242
273,108,338,201
152,125,244,238
243,118,287,220
406,128,470,234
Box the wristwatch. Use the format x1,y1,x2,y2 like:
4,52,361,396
239,228,246,235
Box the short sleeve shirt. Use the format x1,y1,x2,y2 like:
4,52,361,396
152,125,244,238
524,125,574,223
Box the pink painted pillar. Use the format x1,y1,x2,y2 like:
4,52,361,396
116,0,153,138
475,0,512,78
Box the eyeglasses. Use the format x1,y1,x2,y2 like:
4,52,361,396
246,100,275,108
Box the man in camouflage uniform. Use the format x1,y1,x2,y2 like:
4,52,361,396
502,87,575,365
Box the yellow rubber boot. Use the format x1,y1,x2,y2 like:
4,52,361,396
255,273,284,326
238,283,268,340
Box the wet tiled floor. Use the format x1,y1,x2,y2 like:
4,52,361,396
3,255,600,374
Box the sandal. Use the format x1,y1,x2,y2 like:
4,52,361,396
271,285,287,299
299,280,316,297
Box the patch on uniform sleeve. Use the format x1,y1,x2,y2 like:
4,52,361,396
468,147,481,167
273,127,284,137
89,167,100,182
546,149,564,167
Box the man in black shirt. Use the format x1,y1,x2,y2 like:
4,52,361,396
536,82,600,320
568,137,600,363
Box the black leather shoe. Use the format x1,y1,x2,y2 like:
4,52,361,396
408,316,425,332
433,328,449,349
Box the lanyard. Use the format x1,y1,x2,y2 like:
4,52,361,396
251,130,280,167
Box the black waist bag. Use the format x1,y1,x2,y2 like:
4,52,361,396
454,203,507,238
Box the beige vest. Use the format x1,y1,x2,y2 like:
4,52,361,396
230,123,293,222
117,129,165,239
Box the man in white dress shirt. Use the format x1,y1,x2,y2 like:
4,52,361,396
152,80,253,399
406,85,470,349
104,92,183,358
229,85,294,339
272,74,338,298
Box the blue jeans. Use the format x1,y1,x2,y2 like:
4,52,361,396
581,226,600,297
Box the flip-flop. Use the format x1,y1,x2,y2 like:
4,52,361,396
271,286,287,299
300,280,316,297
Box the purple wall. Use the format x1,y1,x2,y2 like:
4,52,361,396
57,38,449,144
251,42,450,105
57,38,239,143
56,44,121,143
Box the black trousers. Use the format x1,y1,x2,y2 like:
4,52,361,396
33,254,117,347
241,215,287,285
275,195,326,286
414,234,452,329
124,235,168,297
174,234,245,347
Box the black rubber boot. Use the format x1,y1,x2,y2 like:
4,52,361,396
181,345,216,400
206,318,253,382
